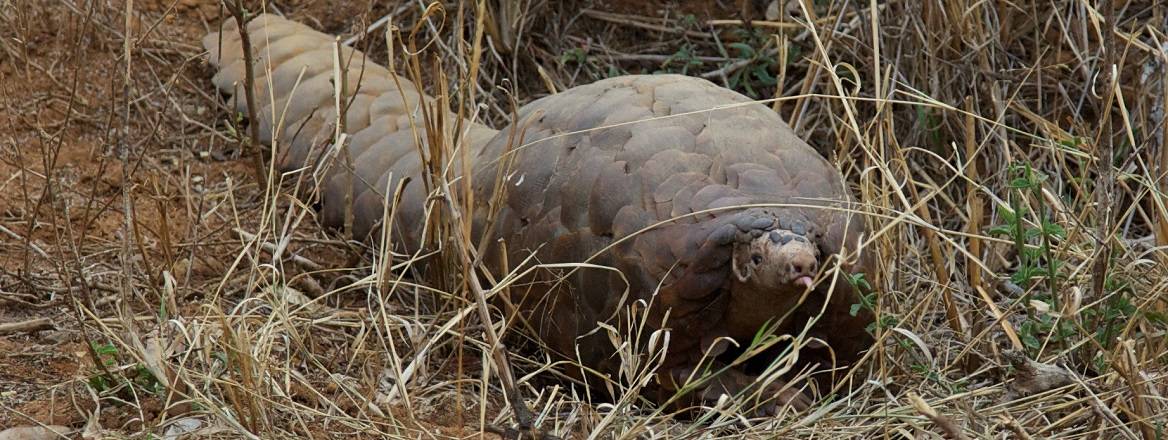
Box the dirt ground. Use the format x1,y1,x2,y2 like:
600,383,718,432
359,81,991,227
0,0,248,432
0,0,453,436
0,0,759,436
4,0,1167,438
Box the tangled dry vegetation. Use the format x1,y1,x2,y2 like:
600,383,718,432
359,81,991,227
1,0,1167,438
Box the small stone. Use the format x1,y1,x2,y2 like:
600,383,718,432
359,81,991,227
765,0,781,20
172,258,191,277
43,330,76,344
0,426,74,440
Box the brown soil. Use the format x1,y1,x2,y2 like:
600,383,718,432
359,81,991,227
0,0,636,436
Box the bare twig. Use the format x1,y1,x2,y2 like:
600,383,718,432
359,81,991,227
0,318,55,335
220,0,268,187
908,393,969,440
231,227,323,271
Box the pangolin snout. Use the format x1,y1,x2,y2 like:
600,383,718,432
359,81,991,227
737,229,821,289
788,251,819,288
767,230,819,288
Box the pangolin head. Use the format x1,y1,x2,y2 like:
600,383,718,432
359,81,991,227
732,228,821,290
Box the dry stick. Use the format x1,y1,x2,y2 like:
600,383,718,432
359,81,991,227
1155,28,1168,251
707,18,835,29
0,318,54,335
35,0,121,396
964,97,983,289
0,224,50,260
342,11,398,47
603,53,731,63
1090,0,1119,306
907,393,970,440
998,415,1036,440
427,93,548,433
976,283,1024,351
887,106,962,331
786,1,848,132
332,37,355,240
1116,340,1157,440
388,8,547,436
494,0,520,53
222,0,268,188
771,33,789,113
462,0,489,253
438,177,552,439
898,141,965,338
700,46,779,80
452,3,479,427
231,228,322,272
116,5,154,429
580,9,712,39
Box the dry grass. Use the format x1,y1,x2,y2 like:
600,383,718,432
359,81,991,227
1,0,1167,438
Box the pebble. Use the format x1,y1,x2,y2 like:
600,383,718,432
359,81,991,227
0,426,73,440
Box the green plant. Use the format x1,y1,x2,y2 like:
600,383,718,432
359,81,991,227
847,272,875,318
1016,308,1076,353
560,47,629,79
988,163,1066,295
723,28,778,98
866,314,899,335
916,106,945,149
656,43,704,75
86,342,165,398
605,65,628,78
559,47,587,65
87,342,120,393
1081,275,1137,361
910,363,968,394
846,272,885,337
987,163,1076,355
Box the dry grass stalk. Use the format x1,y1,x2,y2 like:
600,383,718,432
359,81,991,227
218,0,268,187
2,0,1168,438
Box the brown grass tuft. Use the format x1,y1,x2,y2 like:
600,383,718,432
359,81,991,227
1,0,1166,438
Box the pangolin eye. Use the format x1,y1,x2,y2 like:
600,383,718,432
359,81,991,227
751,254,763,265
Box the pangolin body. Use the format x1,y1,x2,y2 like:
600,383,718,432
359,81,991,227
204,14,873,407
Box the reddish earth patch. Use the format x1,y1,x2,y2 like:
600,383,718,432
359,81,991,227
0,0,710,436
598,0,758,21
0,338,89,427
0,0,255,432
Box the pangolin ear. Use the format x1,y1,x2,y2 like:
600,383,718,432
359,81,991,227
731,243,753,282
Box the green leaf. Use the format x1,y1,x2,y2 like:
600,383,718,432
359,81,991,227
879,315,899,328
728,42,756,58
753,66,777,85
847,273,872,291
558,48,587,64
1144,311,1168,326
786,46,802,64
987,225,1014,237
1042,221,1066,238
1009,177,1033,189
1024,228,1042,241
997,205,1017,223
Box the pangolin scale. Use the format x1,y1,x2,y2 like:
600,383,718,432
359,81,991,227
203,13,874,409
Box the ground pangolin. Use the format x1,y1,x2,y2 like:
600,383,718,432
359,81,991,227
203,13,874,411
